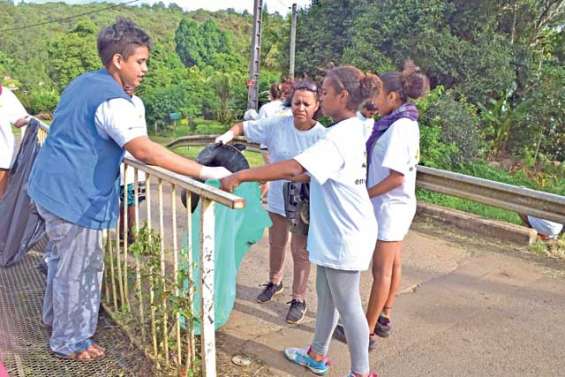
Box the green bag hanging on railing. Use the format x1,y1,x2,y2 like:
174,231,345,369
181,180,271,334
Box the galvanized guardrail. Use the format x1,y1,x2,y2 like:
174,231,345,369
167,135,565,224
416,166,565,224
166,135,264,153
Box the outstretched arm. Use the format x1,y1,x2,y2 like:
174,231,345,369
215,122,244,144
125,136,230,180
221,159,305,192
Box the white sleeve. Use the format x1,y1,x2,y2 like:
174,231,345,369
4,90,28,123
380,122,418,176
258,104,268,119
294,137,345,185
94,98,147,147
243,117,277,146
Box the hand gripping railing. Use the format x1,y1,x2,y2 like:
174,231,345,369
167,135,565,224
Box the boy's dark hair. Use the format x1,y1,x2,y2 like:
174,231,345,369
326,65,382,111
381,59,430,102
97,17,152,67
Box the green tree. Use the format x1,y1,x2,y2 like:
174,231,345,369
174,18,232,68
47,19,100,92
293,0,370,78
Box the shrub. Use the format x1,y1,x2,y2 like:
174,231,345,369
418,87,481,168
20,87,60,114
507,63,565,162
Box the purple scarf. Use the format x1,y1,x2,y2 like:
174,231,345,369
365,103,419,166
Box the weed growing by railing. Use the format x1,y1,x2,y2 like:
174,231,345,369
104,225,200,375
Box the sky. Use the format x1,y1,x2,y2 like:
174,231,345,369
23,0,313,14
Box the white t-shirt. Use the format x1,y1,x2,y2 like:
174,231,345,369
0,88,28,169
118,95,147,185
243,115,326,216
94,96,147,148
258,100,292,119
367,118,420,241
294,117,377,271
356,111,375,140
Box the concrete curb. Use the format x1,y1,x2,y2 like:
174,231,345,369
415,202,537,245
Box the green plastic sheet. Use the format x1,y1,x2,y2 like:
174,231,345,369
181,181,271,334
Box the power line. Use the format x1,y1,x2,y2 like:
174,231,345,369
266,0,291,11
0,0,140,33
274,0,290,8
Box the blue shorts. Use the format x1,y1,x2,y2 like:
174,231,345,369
119,183,146,207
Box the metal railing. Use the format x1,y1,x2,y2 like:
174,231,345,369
31,120,246,376
416,166,565,224
103,158,244,376
166,135,263,153
167,135,565,224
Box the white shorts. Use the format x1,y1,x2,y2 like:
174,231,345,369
374,203,416,242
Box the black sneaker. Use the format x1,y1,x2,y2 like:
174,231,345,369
375,315,391,338
333,324,347,343
334,324,377,351
369,333,378,351
256,282,283,303
286,299,307,324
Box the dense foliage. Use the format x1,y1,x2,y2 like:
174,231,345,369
0,1,288,124
0,0,563,173
293,0,565,165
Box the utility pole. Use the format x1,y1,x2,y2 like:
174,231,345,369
289,3,297,80
247,0,263,110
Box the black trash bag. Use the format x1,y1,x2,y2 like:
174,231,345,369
0,120,47,266
181,143,250,212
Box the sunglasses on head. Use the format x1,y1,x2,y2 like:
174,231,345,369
294,81,318,93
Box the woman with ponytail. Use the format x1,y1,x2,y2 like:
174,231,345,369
221,65,380,377
363,60,429,344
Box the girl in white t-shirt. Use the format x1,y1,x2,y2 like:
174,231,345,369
215,80,326,325
364,61,429,341
220,66,381,377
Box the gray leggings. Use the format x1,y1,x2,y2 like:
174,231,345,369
311,265,369,374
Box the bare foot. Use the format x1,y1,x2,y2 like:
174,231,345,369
55,349,95,361
86,343,105,358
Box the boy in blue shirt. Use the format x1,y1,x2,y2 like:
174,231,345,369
28,18,230,361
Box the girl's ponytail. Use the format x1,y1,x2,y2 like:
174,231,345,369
399,59,430,100
360,73,383,101
326,66,382,111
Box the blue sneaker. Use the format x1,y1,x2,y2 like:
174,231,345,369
284,346,330,375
